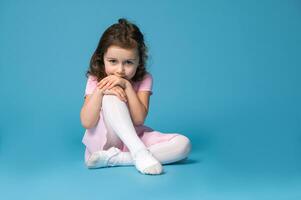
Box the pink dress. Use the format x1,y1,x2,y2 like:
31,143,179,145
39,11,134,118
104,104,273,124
82,73,180,162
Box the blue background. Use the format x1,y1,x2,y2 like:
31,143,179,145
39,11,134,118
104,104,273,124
1,0,300,199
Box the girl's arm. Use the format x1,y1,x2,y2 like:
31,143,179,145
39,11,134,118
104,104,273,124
80,88,104,129
124,81,150,126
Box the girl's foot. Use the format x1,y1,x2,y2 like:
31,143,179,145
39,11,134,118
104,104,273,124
85,147,121,168
86,147,163,175
133,149,163,175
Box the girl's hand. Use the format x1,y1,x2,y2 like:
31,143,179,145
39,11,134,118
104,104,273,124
97,75,129,90
102,85,128,102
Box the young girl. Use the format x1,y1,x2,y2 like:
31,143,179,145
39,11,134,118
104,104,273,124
80,18,191,175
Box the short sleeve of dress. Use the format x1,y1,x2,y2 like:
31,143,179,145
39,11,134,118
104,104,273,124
84,75,98,97
137,73,153,95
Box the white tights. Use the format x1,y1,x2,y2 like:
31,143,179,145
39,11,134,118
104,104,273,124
86,95,191,173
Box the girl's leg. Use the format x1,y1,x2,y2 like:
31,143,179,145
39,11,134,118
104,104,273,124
148,134,191,164
87,134,191,167
100,94,163,175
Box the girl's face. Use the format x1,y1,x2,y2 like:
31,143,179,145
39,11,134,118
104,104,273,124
103,45,140,80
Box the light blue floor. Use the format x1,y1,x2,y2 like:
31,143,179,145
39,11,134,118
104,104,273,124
1,134,300,200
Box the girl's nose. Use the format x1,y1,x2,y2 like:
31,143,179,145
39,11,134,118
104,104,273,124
117,64,125,73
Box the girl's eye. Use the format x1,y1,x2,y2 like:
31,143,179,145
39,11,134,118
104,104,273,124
109,60,117,64
126,61,133,65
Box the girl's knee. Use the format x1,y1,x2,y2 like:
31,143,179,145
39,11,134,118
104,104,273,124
102,95,125,108
102,94,114,104
103,94,121,102
173,135,192,157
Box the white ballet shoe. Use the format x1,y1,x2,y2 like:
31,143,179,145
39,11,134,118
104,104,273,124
86,147,121,168
133,149,163,175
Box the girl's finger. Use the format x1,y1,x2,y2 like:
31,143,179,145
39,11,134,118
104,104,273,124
98,76,111,87
97,79,107,88
100,81,112,92
116,87,126,99
98,77,108,85
107,80,119,89
117,89,127,102
101,84,110,92
113,88,127,102
99,80,111,89
113,89,124,101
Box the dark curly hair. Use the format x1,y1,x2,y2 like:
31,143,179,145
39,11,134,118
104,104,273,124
86,18,149,83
